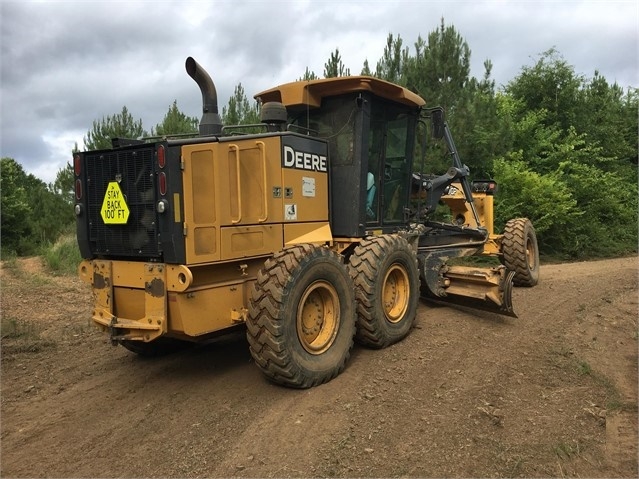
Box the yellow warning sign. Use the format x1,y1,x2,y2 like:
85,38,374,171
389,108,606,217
101,181,130,224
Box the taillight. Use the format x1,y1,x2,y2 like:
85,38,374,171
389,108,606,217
74,154,81,176
159,172,167,196
75,179,83,200
157,145,165,169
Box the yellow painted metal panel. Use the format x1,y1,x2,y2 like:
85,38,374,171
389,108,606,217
284,222,332,245
111,261,145,288
168,283,248,336
181,143,221,264
281,168,328,223
90,261,167,342
191,152,216,224
220,224,283,261
441,182,494,234
194,226,217,255
113,287,145,320
255,76,425,109
218,138,284,226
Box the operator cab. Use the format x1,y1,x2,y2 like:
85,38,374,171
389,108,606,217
256,77,424,237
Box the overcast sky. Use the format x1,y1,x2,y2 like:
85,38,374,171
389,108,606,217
1,0,637,185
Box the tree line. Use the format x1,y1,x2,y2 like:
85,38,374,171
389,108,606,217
2,19,637,258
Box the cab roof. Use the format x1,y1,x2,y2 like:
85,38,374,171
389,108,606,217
255,76,426,109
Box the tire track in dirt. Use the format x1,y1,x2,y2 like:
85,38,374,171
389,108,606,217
1,257,637,477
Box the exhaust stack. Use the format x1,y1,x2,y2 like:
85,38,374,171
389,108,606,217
185,57,222,136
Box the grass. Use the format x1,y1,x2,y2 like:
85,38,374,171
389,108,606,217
1,316,55,354
1,253,19,271
1,316,37,340
588,369,637,413
1,254,52,286
572,356,636,412
553,440,584,460
576,360,592,376
41,234,82,276
548,345,636,413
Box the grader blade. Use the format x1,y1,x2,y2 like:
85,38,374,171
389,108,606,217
428,265,516,318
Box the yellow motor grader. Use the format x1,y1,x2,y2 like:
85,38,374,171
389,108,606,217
75,57,538,388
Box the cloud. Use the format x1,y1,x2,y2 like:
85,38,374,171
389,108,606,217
1,0,637,184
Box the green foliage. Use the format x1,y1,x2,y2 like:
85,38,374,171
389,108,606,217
83,106,146,150
499,48,638,258
351,22,637,260
299,67,319,81
373,33,407,83
42,233,82,276
506,49,583,131
574,73,638,174
1,158,31,255
323,48,350,78
360,59,372,76
1,158,73,256
30,177,73,247
402,19,472,113
556,160,638,257
463,60,504,176
11,20,632,262
1,315,54,353
152,100,198,136
221,83,260,126
384,20,478,174
53,161,74,205
492,154,581,254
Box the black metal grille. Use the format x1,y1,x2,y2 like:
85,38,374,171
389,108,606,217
86,147,160,258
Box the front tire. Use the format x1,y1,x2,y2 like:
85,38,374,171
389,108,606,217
349,235,419,348
247,244,356,388
502,218,539,287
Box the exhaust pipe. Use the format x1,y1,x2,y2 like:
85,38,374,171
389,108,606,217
185,57,222,136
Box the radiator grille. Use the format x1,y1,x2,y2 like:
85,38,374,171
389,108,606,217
86,147,160,258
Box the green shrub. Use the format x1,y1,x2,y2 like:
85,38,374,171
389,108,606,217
42,234,82,276
493,153,581,256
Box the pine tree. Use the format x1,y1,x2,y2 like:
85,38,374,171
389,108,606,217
374,33,407,84
221,83,260,125
299,67,319,81
323,48,350,78
152,100,198,136
83,106,146,150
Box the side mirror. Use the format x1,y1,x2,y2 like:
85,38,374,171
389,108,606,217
430,108,444,139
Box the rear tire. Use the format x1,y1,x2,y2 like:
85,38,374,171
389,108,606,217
502,218,539,287
247,244,356,388
349,235,419,348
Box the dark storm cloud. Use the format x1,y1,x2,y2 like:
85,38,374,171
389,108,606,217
1,0,637,184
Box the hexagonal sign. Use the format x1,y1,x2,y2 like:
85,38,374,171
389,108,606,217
100,181,130,224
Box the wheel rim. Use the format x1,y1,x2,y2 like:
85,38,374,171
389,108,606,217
382,264,410,323
297,280,340,355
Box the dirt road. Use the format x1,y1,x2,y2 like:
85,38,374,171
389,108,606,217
1,256,637,477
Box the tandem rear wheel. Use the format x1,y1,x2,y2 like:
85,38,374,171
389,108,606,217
246,244,356,389
348,234,420,349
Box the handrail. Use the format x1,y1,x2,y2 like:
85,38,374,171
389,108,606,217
256,141,268,223
229,144,242,224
